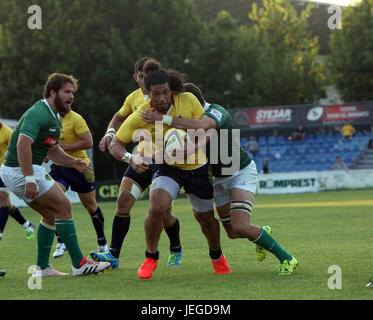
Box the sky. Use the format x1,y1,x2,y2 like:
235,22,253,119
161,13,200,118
307,0,361,6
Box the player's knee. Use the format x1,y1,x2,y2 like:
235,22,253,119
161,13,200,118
0,192,10,207
231,223,248,238
117,190,136,213
81,200,97,214
54,198,72,219
224,226,238,239
194,210,215,225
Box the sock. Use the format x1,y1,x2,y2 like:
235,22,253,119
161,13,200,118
89,207,106,246
55,219,83,268
209,248,222,261
254,227,292,263
164,218,182,252
145,250,159,261
55,231,64,244
0,207,10,233
8,207,27,226
37,222,56,269
109,213,131,258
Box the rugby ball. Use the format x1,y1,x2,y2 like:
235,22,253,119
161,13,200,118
164,128,188,157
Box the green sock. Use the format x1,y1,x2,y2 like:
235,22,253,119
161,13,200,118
55,219,83,268
36,222,55,269
254,227,292,263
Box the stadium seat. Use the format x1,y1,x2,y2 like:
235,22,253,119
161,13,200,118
277,136,286,145
258,136,266,146
268,136,276,146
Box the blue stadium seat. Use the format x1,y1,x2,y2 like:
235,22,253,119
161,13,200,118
277,136,286,145
258,147,269,156
268,136,276,146
258,136,266,147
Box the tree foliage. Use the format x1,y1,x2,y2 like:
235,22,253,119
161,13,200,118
249,0,326,105
328,0,373,102
0,0,328,179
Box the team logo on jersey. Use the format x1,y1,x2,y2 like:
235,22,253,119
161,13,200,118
43,137,58,146
211,109,223,121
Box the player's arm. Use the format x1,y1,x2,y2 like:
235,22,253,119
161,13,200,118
141,109,216,130
47,145,88,173
60,131,93,151
17,134,39,199
99,112,126,152
109,114,149,173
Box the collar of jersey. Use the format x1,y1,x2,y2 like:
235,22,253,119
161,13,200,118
42,99,61,121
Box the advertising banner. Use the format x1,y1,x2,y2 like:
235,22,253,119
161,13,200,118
230,101,373,128
305,104,372,124
230,105,304,128
258,169,373,194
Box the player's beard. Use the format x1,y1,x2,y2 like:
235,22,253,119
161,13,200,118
54,93,72,114
154,103,171,114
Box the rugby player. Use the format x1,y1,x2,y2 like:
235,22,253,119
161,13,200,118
49,108,108,258
108,69,230,279
0,118,35,240
142,83,298,275
0,73,110,276
90,59,183,269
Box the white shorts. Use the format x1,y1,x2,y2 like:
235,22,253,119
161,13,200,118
0,164,55,203
213,160,258,207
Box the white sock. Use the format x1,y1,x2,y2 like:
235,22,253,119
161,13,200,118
22,221,30,229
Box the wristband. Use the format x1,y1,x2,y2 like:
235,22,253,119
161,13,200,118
106,127,115,134
162,115,173,126
25,176,36,184
104,132,115,139
121,152,132,164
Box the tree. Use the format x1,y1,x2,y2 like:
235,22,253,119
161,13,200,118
249,0,326,105
185,10,266,109
328,0,373,102
0,0,208,179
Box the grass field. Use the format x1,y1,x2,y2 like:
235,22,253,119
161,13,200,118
0,189,373,301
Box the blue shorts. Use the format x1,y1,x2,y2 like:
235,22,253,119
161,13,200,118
123,164,154,191
151,163,213,200
49,163,95,193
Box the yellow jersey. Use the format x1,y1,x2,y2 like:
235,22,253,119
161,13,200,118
118,88,148,118
341,124,355,137
116,92,206,170
0,123,13,165
58,111,90,164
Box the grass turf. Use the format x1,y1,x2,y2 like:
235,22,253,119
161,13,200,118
0,189,372,300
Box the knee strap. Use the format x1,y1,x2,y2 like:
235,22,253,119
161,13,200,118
230,200,253,215
218,214,231,223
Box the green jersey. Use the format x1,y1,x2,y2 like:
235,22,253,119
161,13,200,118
204,103,251,177
3,100,62,167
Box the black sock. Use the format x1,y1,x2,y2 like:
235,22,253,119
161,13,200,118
9,207,27,226
145,250,159,261
55,231,64,244
209,248,222,261
90,207,106,246
0,207,10,233
109,214,131,258
164,218,182,252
